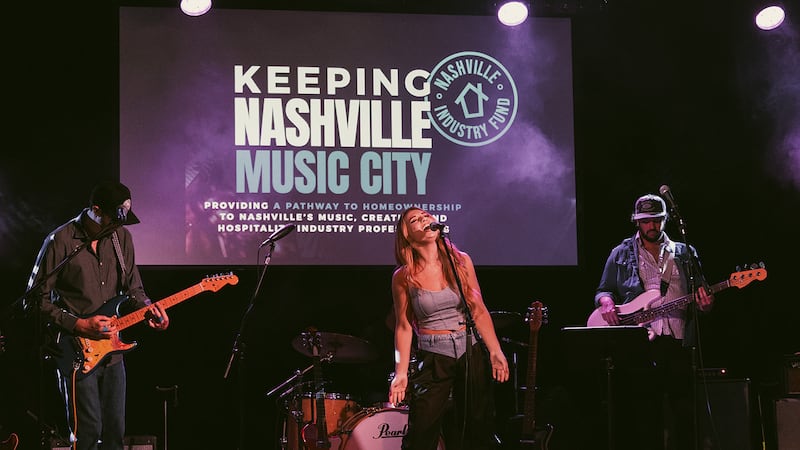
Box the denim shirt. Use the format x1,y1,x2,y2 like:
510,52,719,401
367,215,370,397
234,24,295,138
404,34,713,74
594,233,698,307
594,233,704,345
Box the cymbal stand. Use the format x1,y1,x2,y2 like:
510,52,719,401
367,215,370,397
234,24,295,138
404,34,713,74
267,365,315,450
499,336,528,415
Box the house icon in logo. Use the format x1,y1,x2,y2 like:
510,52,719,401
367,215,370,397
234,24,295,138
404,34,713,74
454,82,490,119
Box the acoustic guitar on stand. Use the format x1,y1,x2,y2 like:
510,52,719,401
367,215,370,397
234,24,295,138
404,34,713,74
587,264,767,327
53,273,238,378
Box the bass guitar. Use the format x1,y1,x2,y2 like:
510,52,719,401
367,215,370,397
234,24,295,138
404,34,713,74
587,265,766,327
54,273,238,378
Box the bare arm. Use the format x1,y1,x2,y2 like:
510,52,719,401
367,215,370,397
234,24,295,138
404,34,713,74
461,252,509,383
389,267,414,405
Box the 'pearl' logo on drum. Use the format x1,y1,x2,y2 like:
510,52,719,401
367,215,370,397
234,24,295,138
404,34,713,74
374,422,408,438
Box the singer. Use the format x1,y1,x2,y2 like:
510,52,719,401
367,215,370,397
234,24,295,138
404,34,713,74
593,193,714,450
388,206,509,450
24,181,171,450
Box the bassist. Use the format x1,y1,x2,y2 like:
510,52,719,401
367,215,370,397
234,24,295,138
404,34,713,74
594,193,713,450
25,181,170,450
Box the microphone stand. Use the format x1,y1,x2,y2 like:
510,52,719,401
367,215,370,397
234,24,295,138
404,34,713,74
437,229,482,446
666,205,704,450
7,219,123,449
224,241,276,450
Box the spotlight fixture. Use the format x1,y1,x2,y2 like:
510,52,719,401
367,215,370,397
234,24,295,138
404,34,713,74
755,4,785,30
497,1,530,26
180,0,212,16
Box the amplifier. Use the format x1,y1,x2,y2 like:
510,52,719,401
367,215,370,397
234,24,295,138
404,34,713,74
696,378,755,450
52,435,156,450
776,398,800,450
783,354,800,395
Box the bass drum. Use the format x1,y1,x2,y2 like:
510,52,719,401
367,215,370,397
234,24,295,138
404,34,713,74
284,392,360,450
340,407,445,450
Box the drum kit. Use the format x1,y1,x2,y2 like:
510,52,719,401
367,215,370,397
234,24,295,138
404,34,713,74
269,311,527,450
268,329,436,450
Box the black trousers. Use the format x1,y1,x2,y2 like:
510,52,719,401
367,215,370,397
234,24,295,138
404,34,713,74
403,342,498,450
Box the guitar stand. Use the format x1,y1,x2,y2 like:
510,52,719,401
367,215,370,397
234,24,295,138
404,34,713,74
560,326,650,450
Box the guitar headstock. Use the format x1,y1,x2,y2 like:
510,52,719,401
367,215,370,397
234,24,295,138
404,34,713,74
729,262,767,289
525,301,549,332
201,272,239,292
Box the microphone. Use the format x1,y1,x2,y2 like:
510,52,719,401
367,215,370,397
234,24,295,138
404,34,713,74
658,185,679,212
428,222,446,232
259,223,296,247
658,185,686,235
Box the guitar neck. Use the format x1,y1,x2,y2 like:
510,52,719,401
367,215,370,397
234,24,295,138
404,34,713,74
522,327,539,435
624,279,729,325
115,282,207,331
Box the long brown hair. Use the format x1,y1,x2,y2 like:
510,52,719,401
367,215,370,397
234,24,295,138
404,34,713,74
394,207,474,302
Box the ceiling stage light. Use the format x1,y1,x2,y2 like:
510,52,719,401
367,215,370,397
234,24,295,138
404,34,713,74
755,5,786,30
497,1,530,26
180,0,212,17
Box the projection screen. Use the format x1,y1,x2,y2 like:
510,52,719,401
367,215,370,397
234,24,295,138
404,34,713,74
119,7,576,266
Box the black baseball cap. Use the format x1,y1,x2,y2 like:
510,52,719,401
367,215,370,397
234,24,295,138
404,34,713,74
630,194,667,222
89,181,141,225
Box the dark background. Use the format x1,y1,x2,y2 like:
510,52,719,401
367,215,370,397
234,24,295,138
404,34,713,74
1,1,798,449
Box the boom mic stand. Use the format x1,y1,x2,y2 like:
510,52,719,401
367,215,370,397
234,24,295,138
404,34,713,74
663,191,706,450
224,241,277,450
436,228,483,446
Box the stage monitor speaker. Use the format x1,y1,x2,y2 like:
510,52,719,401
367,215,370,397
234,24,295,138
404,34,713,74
776,397,800,450
696,377,756,450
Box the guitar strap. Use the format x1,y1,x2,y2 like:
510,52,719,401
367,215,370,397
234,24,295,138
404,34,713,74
659,254,674,295
111,231,130,293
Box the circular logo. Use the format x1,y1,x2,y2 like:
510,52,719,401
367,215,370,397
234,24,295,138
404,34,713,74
426,51,518,147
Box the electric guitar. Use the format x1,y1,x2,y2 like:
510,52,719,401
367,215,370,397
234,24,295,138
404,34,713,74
502,301,554,448
54,273,238,378
586,265,767,327
519,301,554,449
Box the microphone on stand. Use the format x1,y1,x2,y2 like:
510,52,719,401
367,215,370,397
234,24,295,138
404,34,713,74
427,222,446,232
259,223,296,247
659,185,686,236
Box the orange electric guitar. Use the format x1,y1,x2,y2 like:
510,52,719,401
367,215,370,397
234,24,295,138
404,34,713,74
53,273,238,378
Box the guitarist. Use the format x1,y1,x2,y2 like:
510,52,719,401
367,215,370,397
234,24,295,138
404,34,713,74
593,193,713,450
24,181,170,450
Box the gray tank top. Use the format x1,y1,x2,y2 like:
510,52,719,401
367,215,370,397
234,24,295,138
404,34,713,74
410,286,470,359
410,286,464,331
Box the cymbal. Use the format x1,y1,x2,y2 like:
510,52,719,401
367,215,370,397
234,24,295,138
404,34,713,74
291,331,378,364
490,311,523,331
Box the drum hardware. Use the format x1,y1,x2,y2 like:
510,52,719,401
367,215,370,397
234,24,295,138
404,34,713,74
490,310,524,332
291,330,378,364
492,311,529,416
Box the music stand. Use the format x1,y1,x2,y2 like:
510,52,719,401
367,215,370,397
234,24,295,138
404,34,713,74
561,326,650,450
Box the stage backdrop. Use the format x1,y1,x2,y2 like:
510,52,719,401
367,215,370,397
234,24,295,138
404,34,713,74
119,7,576,266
